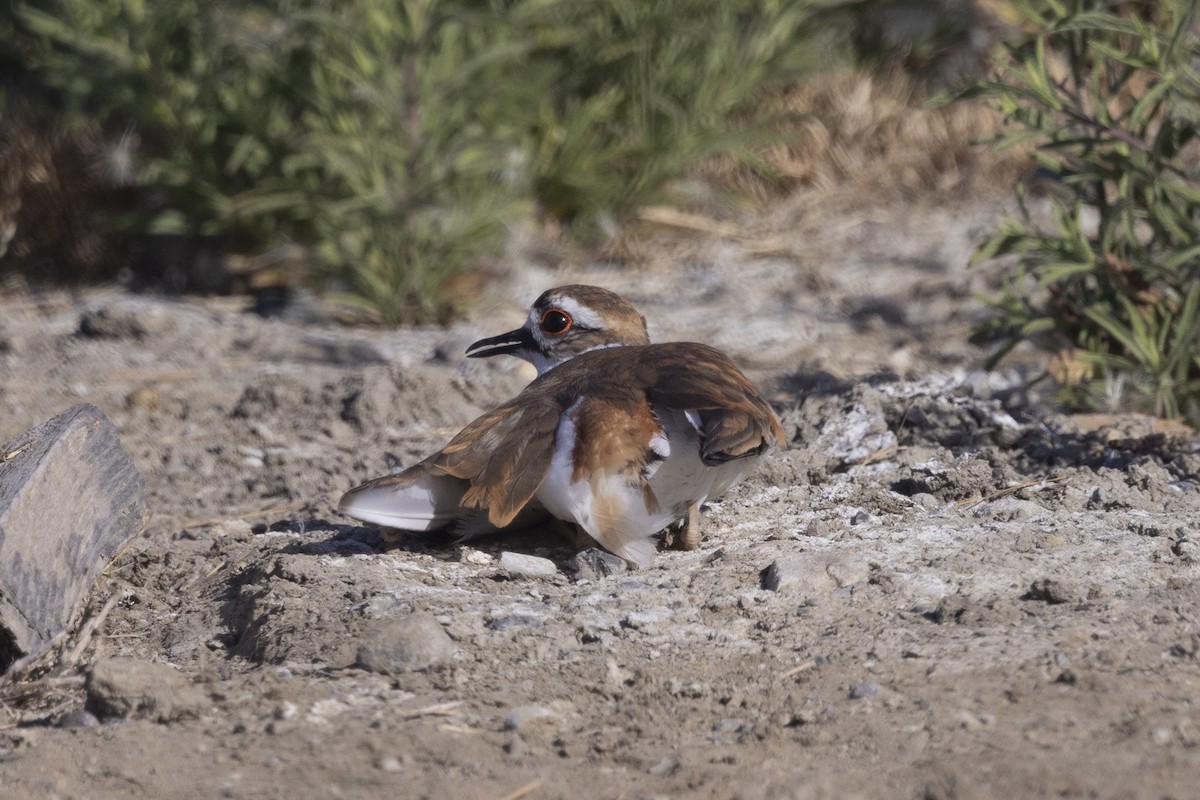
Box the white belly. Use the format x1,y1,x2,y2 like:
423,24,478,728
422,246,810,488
536,404,760,566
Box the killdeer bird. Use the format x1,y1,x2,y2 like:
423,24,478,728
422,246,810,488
339,285,784,566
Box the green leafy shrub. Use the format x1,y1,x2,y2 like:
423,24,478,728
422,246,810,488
3,0,833,320
970,0,1200,419
239,0,532,323
5,0,527,321
513,0,819,233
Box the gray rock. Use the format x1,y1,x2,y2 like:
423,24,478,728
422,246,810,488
78,301,174,340
849,680,880,700
973,496,1046,521
503,704,558,731
499,551,558,579
356,613,458,674
762,552,869,595
812,389,897,466
56,709,100,729
1026,577,1087,605
86,657,207,723
569,548,627,580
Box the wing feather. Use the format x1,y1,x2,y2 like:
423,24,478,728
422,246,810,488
632,343,785,464
430,395,560,527
338,464,471,531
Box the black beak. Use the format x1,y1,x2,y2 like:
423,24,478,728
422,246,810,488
465,326,533,359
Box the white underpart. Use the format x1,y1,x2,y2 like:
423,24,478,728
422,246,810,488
644,409,760,524
536,404,761,567
526,347,556,376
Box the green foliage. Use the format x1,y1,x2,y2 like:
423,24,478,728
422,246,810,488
969,0,1200,419
5,0,526,322
245,0,531,323
514,0,819,233
3,0,827,322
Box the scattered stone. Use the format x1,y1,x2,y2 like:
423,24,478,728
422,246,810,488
376,755,404,772
569,548,627,580
503,734,527,758
459,547,494,565
1151,727,1174,747
622,607,674,632
356,613,458,674
848,681,880,700
810,389,896,467
78,301,174,340
713,718,745,736
893,455,997,501
503,705,558,731
55,709,100,729
952,709,993,731
499,551,558,579
0,404,147,673
124,386,162,411
648,756,677,776
973,496,1046,521
910,492,941,510
86,657,207,723
1026,577,1087,605
273,701,298,722
761,552,869,595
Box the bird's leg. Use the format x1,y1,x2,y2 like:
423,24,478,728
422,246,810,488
679,502,702,550
379,526,404,544
662,502,702,550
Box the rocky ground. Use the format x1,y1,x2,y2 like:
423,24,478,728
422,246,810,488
1,189,1199,800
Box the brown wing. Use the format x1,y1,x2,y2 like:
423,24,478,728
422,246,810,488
426,392,561,527
631,343,785,465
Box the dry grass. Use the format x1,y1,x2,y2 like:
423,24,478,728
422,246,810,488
703,68,1030,207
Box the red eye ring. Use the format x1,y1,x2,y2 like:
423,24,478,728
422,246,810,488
539,308,573,335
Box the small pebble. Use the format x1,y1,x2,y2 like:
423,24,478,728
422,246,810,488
569,548,627,580
459,547,493,565
849,681,879,700
56,709,100,729
503,705,558,731
953,710,991,731
499,551,558,578
1027,577,1086,605
648,756,676,776
86,657,208,723
713,717,744,734
356,613,458,674
376,756,403,772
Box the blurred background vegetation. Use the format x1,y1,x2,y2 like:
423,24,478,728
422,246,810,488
2,0,1198,419
0,0,994,320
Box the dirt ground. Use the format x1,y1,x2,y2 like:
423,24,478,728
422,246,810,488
2,188,1199,800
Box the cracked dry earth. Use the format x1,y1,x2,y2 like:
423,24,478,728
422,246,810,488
2,192,1200,800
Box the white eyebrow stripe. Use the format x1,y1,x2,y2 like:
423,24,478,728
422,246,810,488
550,296,604,330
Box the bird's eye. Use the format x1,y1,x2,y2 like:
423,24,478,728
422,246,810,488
539,308,573,335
